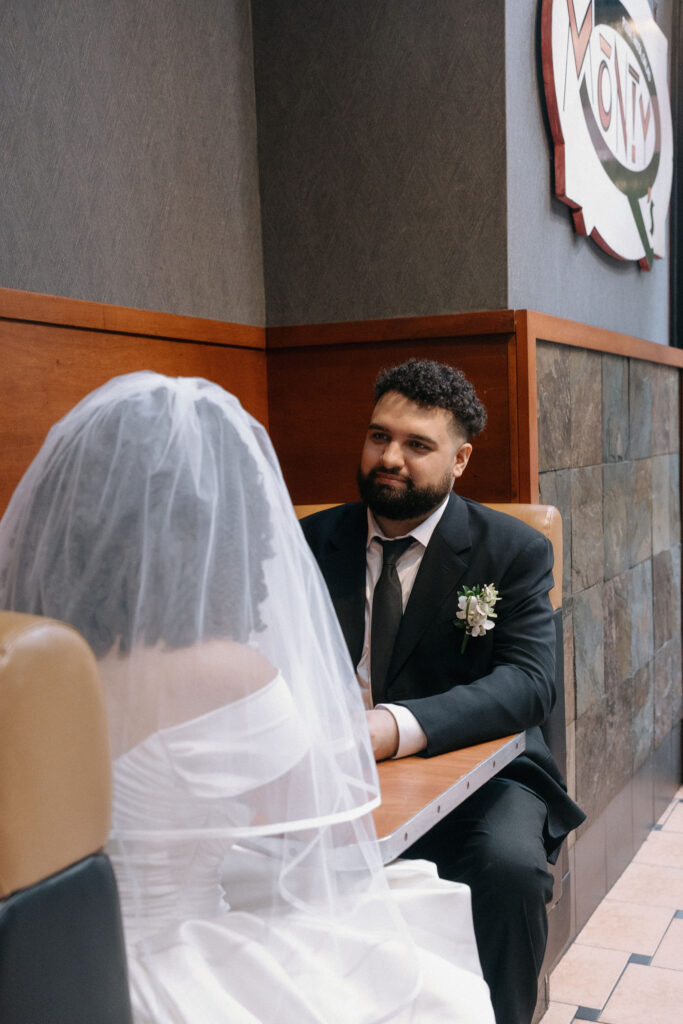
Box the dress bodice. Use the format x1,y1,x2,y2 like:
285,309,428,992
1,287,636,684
106,672,494,1024
107,673,310,939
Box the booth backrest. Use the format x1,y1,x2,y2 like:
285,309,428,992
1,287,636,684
0,611,133,1024
0,612,111,897
294,502,563,612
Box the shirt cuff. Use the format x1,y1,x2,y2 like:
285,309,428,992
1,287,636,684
376,703,427,758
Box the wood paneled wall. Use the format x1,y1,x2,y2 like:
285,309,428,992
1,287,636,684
0,289,266,516
4,289,683,518
267,313,522,504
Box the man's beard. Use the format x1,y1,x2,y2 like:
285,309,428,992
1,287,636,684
356,466,453,520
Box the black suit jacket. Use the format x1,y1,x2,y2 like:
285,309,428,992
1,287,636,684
302,493,584,858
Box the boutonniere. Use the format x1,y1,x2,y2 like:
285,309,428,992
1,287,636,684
454,583,499,653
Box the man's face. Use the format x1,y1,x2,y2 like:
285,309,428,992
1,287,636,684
357,391,472,522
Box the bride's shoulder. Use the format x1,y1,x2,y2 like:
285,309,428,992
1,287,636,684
102,640,280,756
216,640,277,688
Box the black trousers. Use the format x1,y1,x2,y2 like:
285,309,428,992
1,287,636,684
403,777,554,1024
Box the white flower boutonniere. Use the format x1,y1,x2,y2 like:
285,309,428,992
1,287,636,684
454,583,499,654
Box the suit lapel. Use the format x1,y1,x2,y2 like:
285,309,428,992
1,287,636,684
387,493,472,682
318,506,367,666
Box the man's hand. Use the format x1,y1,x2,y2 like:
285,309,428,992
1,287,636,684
366,707,400,761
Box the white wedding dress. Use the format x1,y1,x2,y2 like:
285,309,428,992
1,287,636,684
108,674,494,1024
0,372,495,1024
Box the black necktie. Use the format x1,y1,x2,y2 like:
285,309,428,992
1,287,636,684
370,537,413,705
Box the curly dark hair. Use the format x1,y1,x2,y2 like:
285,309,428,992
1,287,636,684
374,359,487,439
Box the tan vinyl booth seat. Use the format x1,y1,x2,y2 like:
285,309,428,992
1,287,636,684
295,503,562,611
482,504,562,612
0,611,133,1024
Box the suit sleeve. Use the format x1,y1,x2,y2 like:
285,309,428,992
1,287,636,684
398,531,556,757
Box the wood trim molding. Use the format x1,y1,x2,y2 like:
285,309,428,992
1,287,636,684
512,317,539,504
505,335,521,501
519,309,683,367
4,292,677,366
0,287,266,350
266,310,517,348
268,308,683,369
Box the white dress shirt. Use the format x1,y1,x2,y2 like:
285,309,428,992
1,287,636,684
357,495,451,758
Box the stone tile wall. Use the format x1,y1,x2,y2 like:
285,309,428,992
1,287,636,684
537,344,682,831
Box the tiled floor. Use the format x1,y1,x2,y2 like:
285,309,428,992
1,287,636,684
540,787,683,1024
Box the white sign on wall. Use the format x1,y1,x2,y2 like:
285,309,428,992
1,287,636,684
541,0,673,269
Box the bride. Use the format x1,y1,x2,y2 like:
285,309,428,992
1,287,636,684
0,372,494,1024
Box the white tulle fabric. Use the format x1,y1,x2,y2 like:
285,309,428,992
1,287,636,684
0,372,493,1023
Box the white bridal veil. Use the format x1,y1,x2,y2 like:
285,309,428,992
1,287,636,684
0,372,427,1022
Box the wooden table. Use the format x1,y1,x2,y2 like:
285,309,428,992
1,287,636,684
373,733,525,864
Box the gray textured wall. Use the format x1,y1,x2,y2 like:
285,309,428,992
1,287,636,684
1,1,675,337
506,0,672,345
252,0,508,325
0,0,265,324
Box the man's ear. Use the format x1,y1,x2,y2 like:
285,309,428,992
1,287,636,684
452,442,473,480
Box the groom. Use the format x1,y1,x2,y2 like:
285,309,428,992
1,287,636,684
301,359,584,1024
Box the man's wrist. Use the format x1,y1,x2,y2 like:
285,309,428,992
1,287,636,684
375,703,427,758
366,707,400,760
